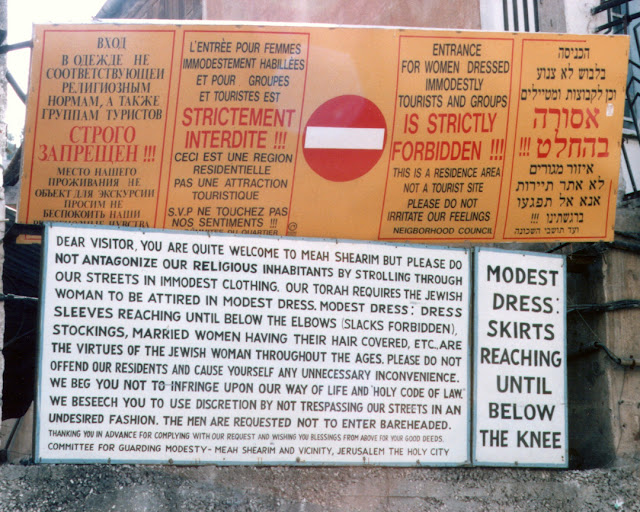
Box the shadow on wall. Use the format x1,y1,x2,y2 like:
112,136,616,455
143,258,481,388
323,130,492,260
2,238,40,422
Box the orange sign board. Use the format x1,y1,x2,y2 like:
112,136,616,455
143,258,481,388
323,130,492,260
19,23,629,242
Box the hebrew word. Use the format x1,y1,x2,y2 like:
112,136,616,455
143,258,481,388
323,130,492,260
537,67,557,80
517,197,553,208
521,86,561,101
546,212,584,224
516,180,555,192
579,195,601,207
560,180,583,191
578,65,606,80
536,134,609,158
565,86,617,102
514,227,542,235
558,47,590,59
567,163,594,174
529,163,564,175
533,107,599,130
560,64,574,80
559,194,573,207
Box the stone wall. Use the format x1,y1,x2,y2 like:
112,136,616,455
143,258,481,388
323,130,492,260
1,463,640,511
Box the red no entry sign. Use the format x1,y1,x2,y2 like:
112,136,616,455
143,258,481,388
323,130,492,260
303,95,387,182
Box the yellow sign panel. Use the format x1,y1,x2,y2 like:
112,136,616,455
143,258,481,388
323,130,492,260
19,23,628,242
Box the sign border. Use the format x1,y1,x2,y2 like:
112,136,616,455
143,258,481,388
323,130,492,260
471,247,568,468
34,222,472,467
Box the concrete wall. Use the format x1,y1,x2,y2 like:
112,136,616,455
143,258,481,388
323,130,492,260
537,0,567,33
1,463,640,511
0,0,7,437
203,0,481,29
565,249,615,469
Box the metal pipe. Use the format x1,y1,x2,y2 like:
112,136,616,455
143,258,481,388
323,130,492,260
595,342,637,368
595,11,640,33
503,0,509,31
0,40,32,54
0,294,38,303
592,0,631,15
626,85,640,143
621,142,638,194
6,71,26,103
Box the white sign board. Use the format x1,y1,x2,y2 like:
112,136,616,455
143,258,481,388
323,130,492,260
36,224,470,466
473,248,567,467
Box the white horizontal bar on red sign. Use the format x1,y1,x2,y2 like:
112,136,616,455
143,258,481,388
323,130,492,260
304,127,385,150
